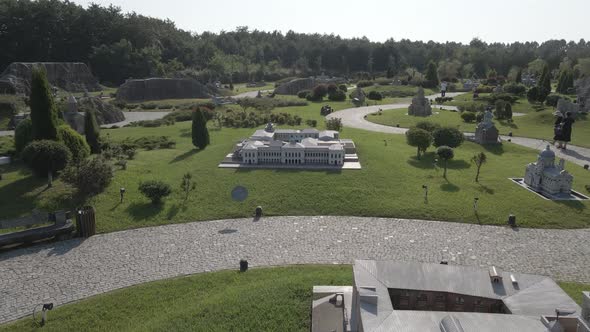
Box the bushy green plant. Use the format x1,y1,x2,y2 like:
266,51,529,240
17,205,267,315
297,90,310,98
460,112,476,123
58,125,90,163
328,89,346,101
139,180,172,204
415,121,441,133
436,146,454,178
338,84,347,92
192,108,210,150
356,80,374,88
433,127,464,148
84,109,101,153
305,119,317,127
14,118,33,154
22,139,71,177
325,117,343,131
62,157,113,197
406,127,433,159
367,91,383,100
503,83,526,95
545,94,569,107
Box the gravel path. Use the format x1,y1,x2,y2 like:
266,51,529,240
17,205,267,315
1,216,589,324
327,93,590,166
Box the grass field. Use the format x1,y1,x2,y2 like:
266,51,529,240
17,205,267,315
368,98,590,148
2,111,590,233
0,265,587,332
0,136,14,156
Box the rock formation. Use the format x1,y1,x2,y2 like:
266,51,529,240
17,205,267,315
408,87,432,116
76,97,125,125
0,62,101,95
274,77,345,95
116,78,210,102
575,76,590,113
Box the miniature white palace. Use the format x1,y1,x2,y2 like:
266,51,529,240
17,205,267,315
218,123,361,169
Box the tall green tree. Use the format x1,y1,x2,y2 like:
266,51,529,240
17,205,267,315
538,63,551,94
436,146,454,179
471,152,487,182
29,67,59,141
84,109,101,153
424,61,439,88
515,69,522,83
192,108,210,149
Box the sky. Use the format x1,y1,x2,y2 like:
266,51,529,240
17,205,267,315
71,0,589,44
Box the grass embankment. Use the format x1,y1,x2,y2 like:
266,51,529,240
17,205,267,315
2,106,590,232
368,93,590,148
0,265,587,332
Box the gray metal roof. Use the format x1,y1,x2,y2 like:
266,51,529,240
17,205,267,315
353,260,581,332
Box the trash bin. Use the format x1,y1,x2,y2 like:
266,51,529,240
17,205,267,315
240,259,248,272
76,206,96,238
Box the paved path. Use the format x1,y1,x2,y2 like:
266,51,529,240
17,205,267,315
100,111,170,128
1,216,589,324
327,93,590,167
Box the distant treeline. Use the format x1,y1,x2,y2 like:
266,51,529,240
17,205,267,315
2,0,590,85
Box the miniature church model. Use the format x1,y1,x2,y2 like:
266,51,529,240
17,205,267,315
474,109,500,144
524,145,573,195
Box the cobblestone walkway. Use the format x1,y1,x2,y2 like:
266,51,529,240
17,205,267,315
1,216,589,323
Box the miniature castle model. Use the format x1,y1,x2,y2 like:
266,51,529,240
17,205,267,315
408,87,432,116
228,123,358,167
62,94,85,134
524,145,573,195
474,109,500,144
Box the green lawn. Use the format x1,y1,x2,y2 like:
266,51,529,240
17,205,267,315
367,105,590,148
0,265,587,332
2,113,590,232
0,265,352,332
0,136,14,156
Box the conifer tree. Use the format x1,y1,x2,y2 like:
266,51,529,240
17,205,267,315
84,109,101,153
29,67,59,140
191,108,210,149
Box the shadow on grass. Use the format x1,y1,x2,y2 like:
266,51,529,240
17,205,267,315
0,175,45,219
476,183,495,195
169,149,202,163
125,202,164,220
167,204,180,220
234,167,342,175
446,160,471,170
407,153,437,169
440,182,460,192
481,143,505,155
554,199,586,212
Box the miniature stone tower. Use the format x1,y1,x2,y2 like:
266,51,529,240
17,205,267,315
474,109,499,144
408,87,432,116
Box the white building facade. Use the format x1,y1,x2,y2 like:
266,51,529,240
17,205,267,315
235,123,353,166
524,145,573,195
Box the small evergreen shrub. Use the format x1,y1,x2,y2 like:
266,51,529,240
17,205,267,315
139,180,172,204
367,91,383,101
460,112,476,123
22,140,71,177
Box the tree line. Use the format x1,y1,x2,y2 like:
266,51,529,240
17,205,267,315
2,0,590,85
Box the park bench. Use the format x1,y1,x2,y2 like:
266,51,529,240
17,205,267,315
0,210,74,248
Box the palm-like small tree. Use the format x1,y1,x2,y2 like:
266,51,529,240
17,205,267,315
471,152,487,182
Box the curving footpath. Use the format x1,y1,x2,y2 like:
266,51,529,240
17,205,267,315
1,216,590,324
327,92,590,166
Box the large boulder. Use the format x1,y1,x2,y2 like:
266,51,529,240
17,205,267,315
575,76,590,113
76,97,125,125
116,78,210,102
274,77,345,95
0,62,101,95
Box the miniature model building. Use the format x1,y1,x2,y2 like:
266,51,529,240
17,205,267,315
219,123,360,169
474,109,500,144
408,87,432,116
312,260,590,332
524,145,573,195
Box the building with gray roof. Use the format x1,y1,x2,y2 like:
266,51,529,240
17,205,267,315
312,260,590,332
219,123,361,169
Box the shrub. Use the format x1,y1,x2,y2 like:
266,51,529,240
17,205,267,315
434,97,454,103
327,83,338,94
415,121,441,133
457,103,485,113
305,119,317,127
436,145,455,178
475,85,494,93
406,127,433,159
297,90,311,99
157,104,174,109
527,86,548,103
62,157,113,197
140,103,158,110
338,84,347,92
328,89,346,101
30,67,59,140
84,109,101,153
325,118,343,131
356,80,374,88
460,112,476,123
503,83,526,95
494,100,512,120
307,84,328,101
432,127,464,148
485,93,518,104
139,180,172,204
476,112,484,123
545,94,569,107
163,109,193,122
58,125,90,164
367,91,383,101
14,118,33,154
22,140,71,177
133,136,176,150
376,78,392,86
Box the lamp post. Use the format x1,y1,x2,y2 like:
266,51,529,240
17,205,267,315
422,185,428,203
473,197,479,214
120,187,126,203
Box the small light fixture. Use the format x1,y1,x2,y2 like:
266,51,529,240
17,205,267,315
473,197,479,213
422,185,428,203
33,303,53,326
119,187,126,203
